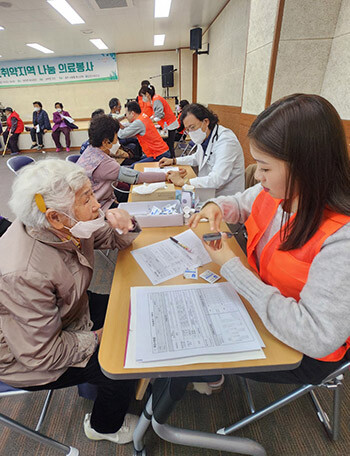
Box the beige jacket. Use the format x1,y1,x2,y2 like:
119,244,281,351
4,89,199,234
0,219,140,387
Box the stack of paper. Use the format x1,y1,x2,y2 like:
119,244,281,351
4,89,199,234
124,282,265,369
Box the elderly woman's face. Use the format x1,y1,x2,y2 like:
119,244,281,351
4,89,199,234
74,180,101,221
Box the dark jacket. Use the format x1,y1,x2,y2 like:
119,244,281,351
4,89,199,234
33,109,51,131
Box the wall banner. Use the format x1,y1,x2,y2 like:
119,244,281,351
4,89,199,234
0,53,118,87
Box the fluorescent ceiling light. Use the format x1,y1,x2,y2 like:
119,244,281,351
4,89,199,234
0,55,2,58
154,0,172,18
0,26,5,30
47,0,85,25
89,38,108,50
154,34,165,46
26,43,54,54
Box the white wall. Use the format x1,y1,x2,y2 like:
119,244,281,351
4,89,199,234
197,0,250,107
321,0,350,119
241,0,279,115
0,50,181,120
179,48,193,102
271,0,341,103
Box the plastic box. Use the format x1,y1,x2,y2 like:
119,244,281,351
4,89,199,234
118,200,183,228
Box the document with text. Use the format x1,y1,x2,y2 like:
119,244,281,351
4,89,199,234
144,166,179,173
131,229,211,285
131,282,264,363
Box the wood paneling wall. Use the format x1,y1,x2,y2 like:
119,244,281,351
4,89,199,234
208,104,256,167
343,120,350,152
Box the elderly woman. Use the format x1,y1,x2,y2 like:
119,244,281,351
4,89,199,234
0,159,140,444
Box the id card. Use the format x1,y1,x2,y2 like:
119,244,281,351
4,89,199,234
200,269,221,283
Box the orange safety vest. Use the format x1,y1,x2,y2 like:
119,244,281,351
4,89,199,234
137,95,153,118
152,94,177,128
7,111,24,134
136,113,168,158
245,190,350,362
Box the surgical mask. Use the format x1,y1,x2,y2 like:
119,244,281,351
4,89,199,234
142,96,148,103
63,209,106,239
111,113,119,119
56,108,62,112
109,141,121,156
34,107,40,112
188,126,207,144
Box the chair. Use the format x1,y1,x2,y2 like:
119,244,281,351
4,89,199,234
217,360,350,442
0,382,79,454
6,155,35,175
65,154,80,163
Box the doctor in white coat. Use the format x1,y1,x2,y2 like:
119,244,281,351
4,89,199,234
159,103,245,197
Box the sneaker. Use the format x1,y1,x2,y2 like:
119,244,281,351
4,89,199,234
30,143,38,149
56,148,61,152
83,413,138,444
37,145,43,150
66,147,70,152
189,375,225,396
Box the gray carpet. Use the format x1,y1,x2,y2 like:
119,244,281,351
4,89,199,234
1,154,350,455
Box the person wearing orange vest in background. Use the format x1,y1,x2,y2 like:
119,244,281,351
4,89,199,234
140,84,179,158
118,101,176,166
2,107,24,155
137,80,153,118
191,94,350,386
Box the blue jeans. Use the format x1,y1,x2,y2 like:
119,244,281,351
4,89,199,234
134,149,171,166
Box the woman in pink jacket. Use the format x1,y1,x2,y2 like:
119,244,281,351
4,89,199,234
51,101,73,152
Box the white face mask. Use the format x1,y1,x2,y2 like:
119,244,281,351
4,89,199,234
111,113,119,119
34,107,40,112
63,209,106,239
142,96,148,103
188,125,207,144
56,108,62,112
109,141,121,156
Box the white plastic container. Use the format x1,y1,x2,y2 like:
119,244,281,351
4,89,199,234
118,200,183,228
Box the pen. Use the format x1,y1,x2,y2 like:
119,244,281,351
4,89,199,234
170,236,193,253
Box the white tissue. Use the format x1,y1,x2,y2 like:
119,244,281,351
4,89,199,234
132,182,167,195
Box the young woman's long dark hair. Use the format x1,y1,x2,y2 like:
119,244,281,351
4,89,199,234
248,93,350,251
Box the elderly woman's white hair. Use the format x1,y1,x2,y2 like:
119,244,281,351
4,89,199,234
9,159,89,229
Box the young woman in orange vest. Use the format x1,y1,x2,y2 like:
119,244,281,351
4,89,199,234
2,107,24,155
118,101,176,165
139,85,179,159
137,80,153,118
191,93,350,385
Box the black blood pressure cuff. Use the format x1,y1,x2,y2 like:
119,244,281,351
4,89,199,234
117,166,140,185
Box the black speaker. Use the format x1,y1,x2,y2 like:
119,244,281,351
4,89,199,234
161,65,174,88
190,27,202,50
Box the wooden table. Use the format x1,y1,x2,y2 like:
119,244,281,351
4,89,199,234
99,222,301,382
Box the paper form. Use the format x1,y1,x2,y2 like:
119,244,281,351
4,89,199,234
133,282,264,362
144,167,179,173
131,229,211,285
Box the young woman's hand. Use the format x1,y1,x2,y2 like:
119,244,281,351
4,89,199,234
189,203,223,231
203,233,236,267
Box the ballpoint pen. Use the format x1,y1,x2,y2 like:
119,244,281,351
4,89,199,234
169,236,193,253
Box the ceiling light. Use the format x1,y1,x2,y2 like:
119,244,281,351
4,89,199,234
47,0,85,25
0,26,5,30
154,34,165,46
26,43,54,54
89,38,108,50
154,0,172,18
0,55,2,58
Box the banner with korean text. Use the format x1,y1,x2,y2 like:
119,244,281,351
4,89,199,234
0,53,118,87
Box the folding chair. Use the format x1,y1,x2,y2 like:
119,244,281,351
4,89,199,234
65,154,80,163
6,155,35,175
0,382,79,455
217,360,350,442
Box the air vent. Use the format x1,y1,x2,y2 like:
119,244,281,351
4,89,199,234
95,0,128,8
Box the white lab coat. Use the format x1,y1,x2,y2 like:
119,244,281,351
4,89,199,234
176,124,245,197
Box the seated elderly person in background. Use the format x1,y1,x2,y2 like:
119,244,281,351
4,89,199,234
0,159,140,444
77,114,186,207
